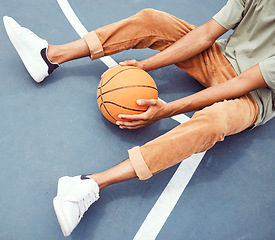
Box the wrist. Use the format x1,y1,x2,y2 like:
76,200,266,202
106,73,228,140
164,99,188,117
161,101,177,119
140,58,152,72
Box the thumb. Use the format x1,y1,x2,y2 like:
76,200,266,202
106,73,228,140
119,59,138,67
137,99,158,106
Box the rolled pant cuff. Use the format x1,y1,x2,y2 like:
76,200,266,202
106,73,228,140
83,31,104,60
128,146,153,180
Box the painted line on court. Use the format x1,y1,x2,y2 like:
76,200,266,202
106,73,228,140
56,0,206,239
56,0,117,68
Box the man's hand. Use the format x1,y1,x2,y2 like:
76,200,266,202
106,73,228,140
119,59,145,70
101,59,145,78
116,99,166,129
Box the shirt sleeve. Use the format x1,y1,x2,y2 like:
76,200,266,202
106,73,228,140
259,56,275,91
212,0,245,30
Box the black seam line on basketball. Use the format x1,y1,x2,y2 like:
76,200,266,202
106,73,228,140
99,73,116,122
101,102,117,122
98,67,143,89
100,70,104,113
97,85,158,100
100,101,147,112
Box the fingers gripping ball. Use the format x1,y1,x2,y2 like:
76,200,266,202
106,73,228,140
97,66,158,124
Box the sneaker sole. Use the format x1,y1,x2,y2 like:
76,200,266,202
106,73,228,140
53,196,71,237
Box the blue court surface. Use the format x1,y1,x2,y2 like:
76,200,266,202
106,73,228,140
1,0,275,239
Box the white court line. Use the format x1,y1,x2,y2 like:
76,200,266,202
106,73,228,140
56,0,117,68
56,0,206,239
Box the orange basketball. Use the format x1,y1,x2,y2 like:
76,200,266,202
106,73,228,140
97,66,158,124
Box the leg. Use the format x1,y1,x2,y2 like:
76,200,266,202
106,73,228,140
4,9,196,82
47,8,234,88
89,159,137,191
48,9,195,63
87,93,259,182
5,8,229,85
132,94,259,178
47,39,90,64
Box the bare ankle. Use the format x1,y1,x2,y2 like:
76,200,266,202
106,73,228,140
89,173,109,191
47,45,63,64
86,159,137,191
47,39,91,65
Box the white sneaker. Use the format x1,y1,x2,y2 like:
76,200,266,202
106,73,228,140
3,16,59,83
53,175,100,237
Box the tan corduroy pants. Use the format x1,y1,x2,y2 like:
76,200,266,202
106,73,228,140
83,9,259,180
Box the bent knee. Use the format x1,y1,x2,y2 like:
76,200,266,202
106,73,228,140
136,8,158,18
192,107,228,138
134,8,166,26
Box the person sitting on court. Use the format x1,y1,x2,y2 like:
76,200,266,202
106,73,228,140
3,0,275,237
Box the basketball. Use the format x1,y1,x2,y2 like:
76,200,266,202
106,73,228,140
97,66,158,124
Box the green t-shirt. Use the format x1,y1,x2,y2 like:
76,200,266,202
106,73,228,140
213,0,275,127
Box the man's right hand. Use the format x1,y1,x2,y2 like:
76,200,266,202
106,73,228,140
101,59,145,78
119,59,145,70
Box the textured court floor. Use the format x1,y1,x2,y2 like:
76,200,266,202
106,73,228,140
0,0,275,239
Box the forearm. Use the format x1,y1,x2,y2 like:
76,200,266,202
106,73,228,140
140,19,226,72
163,80,241,117
162,64,267,118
